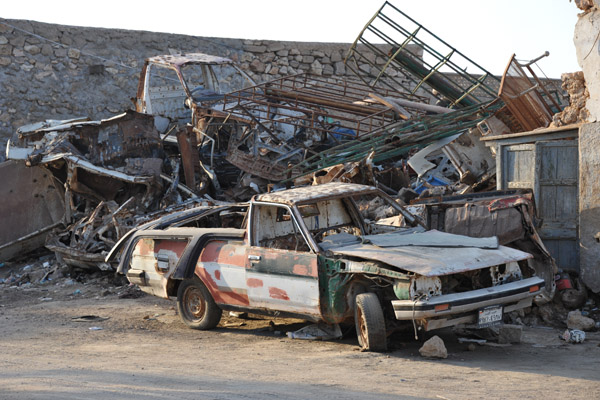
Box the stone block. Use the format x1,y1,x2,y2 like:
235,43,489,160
41,44,53,56
267,42,285,52
290,60,299,68
0,23,12,33
358,64,371,73
0,44,12,56
289,48,300,56
302,55,315,63
0,57,11,66
13,48,25,57
312,50,325,57
34,70,53,81
330,51,342,63
567,310,596,331
0,36,7,45
55,48,67,57
276,49,289,57
419,335,447,358
9,36,25,47
334,61,346,75
250,58,266,73
241,52,254,63
20,63,34,72
259,52,275,63
322,64,334,76
68,48,80,59
362,52,376,63
498,324,522,344
244,44,267,53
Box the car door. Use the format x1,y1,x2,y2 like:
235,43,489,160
128,234,190,298
245,203,321,319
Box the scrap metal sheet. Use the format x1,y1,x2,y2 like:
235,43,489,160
329,243,532,276
363,229,499,249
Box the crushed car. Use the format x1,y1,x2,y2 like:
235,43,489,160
109,182,545,351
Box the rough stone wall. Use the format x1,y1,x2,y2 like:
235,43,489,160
578,122,600,293
574,2,600,122
0,18,404,159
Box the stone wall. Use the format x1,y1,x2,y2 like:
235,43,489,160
574,1,600,122
0,18,407,159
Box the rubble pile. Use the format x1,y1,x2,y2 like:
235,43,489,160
0,251,138,298
551,71,590,127
0,1,577,294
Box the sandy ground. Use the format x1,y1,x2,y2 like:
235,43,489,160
1,263,600,400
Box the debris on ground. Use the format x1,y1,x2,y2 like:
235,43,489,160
286,323,342,340
419,335,448,359
498,324,523,344
567,310,596,331
560,329,586,344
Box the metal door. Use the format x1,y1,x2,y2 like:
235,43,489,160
534,141,579,271
499,140,579,271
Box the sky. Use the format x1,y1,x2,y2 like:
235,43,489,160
2,0,581,78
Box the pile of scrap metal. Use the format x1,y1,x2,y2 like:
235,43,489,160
2,111,216,269
290,1,568,197
0,2,569,273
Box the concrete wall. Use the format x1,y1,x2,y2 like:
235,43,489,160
574,3,600,122
579,122,600,292
0,18,417,160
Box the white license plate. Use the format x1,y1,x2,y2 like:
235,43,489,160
478,305,503,328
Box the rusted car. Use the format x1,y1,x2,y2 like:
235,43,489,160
110,182,544,351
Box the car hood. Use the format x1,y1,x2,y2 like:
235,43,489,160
327,230,532,276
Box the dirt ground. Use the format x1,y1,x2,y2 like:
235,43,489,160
1,257,600,400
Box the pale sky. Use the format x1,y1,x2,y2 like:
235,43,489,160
2,0,581,78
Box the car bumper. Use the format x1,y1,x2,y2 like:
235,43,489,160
392,277,544,326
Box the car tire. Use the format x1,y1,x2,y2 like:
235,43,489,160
177,277,222,330
354,292,387,352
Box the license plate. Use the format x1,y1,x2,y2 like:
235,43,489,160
478,305,503,328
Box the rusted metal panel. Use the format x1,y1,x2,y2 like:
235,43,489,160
255,182,377,206
130,238,189,298
0,161,65,261
328,243,532,277
498,54,562,132
245,246,321,316
444,204,525,245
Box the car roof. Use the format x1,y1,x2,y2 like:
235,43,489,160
254,182,379,206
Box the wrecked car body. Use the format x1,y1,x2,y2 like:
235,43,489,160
112,182,544,351
412,189,557,303
3,110,211,268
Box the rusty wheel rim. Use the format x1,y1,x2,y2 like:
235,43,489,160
357,306,367,348
183,286,206,321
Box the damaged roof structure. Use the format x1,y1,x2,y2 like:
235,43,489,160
4,0,595,304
